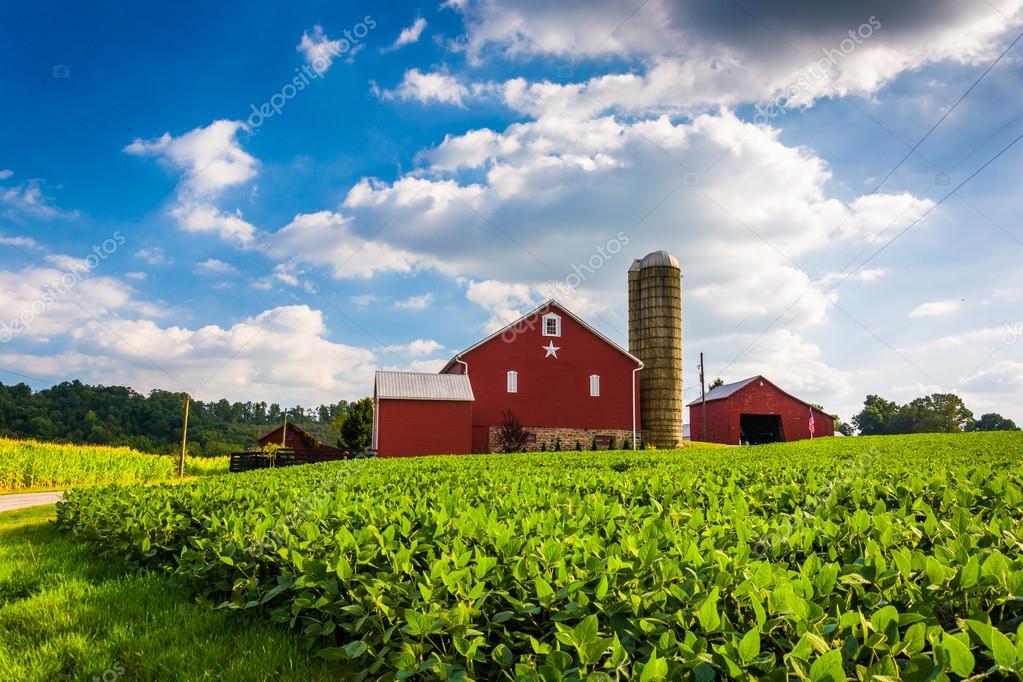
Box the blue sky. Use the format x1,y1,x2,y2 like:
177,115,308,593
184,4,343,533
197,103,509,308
1,0,1022,423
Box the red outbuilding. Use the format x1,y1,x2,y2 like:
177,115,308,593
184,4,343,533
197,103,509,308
373,371,474,458
687,375,835,445
373,300,643,457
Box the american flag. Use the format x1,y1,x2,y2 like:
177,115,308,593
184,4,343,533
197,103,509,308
808,409,816,438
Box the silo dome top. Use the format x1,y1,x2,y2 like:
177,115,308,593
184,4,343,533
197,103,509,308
639,250,679,269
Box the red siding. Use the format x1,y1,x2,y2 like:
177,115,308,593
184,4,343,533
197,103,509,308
443,303,640,437
258,425,318,449
689,377,835,444
376,399,472,458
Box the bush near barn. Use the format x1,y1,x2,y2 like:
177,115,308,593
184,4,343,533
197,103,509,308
57,433,1023,680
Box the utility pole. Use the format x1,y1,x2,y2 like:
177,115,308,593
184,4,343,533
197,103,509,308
281,412,288,447
699,352,707,442
179,394,190,478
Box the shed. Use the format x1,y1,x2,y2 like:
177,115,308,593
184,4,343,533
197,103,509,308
257,422,336,450
687,375,835,444
373,371,475,457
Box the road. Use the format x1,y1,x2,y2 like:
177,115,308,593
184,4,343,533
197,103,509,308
0,491,64,513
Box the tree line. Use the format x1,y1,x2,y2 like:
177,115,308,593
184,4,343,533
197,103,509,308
0,380,374,456
851,393,1018,435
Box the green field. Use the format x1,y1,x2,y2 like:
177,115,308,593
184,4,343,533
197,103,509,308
0,437,228,493
52,432,1023,680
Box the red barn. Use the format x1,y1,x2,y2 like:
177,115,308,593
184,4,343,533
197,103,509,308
687,375,835,445
257,422,334,450
373,300,643,456
373,372,474,458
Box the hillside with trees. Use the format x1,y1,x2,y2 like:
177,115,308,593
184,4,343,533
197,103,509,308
852,393,1018,435
0,380,373,456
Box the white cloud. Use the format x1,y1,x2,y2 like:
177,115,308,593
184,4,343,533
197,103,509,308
125,120,256,197
909,299,961,318
125,271,147,281
351,294,384,306
386,17,427,51
394,292,435,310
297,25,343,74
0,305,380,404
447,0,1023,109
0,260,162,343
0,170,12,180
377,69,470,106
0,235,40,249
0,178,78,219
380,338,443,356
265,210,432,279
135,247,172,265
194,258,239,276
170,201,256,245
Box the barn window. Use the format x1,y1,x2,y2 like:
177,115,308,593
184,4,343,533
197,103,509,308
507,370,518,393
542,312,561,337
589,374,600,397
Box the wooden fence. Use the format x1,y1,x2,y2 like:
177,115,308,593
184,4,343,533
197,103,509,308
228,448,354,473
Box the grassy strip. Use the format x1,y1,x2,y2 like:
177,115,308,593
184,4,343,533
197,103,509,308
0,506,335,681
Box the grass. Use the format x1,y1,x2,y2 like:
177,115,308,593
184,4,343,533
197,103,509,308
0,505,335,681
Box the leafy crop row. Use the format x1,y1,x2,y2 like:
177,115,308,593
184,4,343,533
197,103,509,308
57,433,1023,680
0,437,227,491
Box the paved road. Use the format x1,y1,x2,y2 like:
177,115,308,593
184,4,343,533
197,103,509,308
0,491,64,513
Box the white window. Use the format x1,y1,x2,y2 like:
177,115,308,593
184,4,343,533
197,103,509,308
589,374,600,397
507,370,518,393
542,312,561,337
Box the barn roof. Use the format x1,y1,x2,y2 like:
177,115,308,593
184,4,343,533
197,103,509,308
687,376,760,405
687,374,832,415
375,371,475,401
439,299,641,373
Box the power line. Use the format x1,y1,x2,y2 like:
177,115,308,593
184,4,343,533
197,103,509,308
867,30,1023,195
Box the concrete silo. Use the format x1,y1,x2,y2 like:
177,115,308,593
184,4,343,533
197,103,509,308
628,250,683,448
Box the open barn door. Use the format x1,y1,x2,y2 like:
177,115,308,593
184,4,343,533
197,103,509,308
739,413,783,445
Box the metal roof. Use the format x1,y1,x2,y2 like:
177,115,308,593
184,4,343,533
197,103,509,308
375,371,474,401
687,376,760,406
639,250,680,269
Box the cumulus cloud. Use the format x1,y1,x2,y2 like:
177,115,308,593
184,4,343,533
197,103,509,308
194,258,239,276
125,120,256,197
910,299,961,318
377,69,471,106
297,25,343,74
447,0,1023,108
135,247,172,265
394,293,435,310
380,338,443,356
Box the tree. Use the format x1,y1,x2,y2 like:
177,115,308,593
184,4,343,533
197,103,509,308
708,377,725,389
495,410,528,453
834,417,854,436
333,398,373,452
852,394,900,435
971,413,1019,432
892,393,974,434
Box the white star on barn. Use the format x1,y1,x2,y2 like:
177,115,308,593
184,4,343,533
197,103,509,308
542,341,560,358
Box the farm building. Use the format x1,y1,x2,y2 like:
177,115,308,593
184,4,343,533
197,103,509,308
256,422,337,451
687,376,835,445
373,371,474,458
373,299,644,456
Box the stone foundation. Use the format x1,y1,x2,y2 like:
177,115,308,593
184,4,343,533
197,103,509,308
487,426,635,453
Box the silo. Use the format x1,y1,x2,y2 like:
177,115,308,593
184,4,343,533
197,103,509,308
628,250,683,448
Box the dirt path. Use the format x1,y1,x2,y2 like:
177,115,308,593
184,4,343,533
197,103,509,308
0,491,63,513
